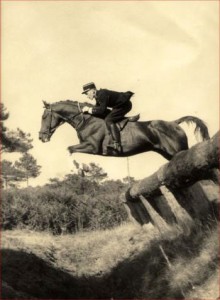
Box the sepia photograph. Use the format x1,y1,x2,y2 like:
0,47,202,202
1,0,219,298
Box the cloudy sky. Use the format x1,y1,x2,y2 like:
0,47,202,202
2,1,219,186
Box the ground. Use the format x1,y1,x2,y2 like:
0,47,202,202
1,220,219,299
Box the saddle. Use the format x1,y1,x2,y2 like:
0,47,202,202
117,114,140,131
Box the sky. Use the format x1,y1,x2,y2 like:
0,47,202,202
2,0,219,186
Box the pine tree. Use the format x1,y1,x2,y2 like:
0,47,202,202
123,176,136,185
1,103,33,153
73,160,107,183
14,153,41,186
1,160,24,189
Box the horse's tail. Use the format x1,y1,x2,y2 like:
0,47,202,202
175,116,210,141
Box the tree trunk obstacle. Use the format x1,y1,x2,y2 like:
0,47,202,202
123,131,219,227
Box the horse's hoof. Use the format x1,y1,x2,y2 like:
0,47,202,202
67,146,73,154
102,150,108,156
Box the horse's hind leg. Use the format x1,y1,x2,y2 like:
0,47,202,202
153,149,173,161
159,131,188,160
148,122,189,160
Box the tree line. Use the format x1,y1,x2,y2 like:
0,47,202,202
2,160,135,234
1,103,41,188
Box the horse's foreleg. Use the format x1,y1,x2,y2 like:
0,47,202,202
68,143,95,154
67,141,101,155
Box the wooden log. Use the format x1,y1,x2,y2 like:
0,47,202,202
120,195,151,225
146,194,177,225
127,131,219,201
139,195,171,233
122,193,178,226
160,185,194,234
124,187,177,226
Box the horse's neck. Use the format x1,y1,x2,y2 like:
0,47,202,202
71,113,92,131
65,105,92,130
53,101,93,130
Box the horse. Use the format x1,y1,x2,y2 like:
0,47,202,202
39,100,210,160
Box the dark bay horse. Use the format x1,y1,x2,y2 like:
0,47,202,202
39,100,210,160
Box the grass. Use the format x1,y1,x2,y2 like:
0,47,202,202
1,218,219,299
2,222,156,277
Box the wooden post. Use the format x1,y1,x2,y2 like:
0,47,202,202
160,185,194,234
120,195,151,226
139,195,171,233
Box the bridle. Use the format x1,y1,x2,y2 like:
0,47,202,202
39,107,63,136
39,102,86,136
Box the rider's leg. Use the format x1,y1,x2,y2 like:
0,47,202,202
109,123,122,153
105,101,132,154
105,119,122,154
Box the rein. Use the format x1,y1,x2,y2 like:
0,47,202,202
76,102,86,129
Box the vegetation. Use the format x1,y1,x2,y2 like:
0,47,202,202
1,104,41,187
1,221,218,299
2,153,41,188
1,103,33,153
2,166,131,234
14,153,41,186
1,160,24,189
2,158,218,299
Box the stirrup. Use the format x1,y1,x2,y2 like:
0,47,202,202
107,142,122,154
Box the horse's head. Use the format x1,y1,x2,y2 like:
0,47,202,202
39,101,64,143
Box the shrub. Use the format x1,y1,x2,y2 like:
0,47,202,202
2,180,128,234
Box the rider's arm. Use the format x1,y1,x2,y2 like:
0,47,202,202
90,90,108,116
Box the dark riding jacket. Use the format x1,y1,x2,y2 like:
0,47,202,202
90,89,134,117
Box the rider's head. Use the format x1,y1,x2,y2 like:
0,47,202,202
82,82,97,100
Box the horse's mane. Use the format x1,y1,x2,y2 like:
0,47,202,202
52,100,93,107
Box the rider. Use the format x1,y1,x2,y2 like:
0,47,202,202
81,82,134,154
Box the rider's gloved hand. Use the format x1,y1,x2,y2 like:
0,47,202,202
82,106,92,114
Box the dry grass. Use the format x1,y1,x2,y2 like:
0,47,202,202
2,222,157,277
188,270,219,299
167,226,219,296
1,219,219,299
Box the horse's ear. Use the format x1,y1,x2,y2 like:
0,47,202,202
42,100,50,109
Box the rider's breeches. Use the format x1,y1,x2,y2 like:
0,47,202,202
105,100,132,132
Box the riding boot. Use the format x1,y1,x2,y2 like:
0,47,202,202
108,123,122,154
